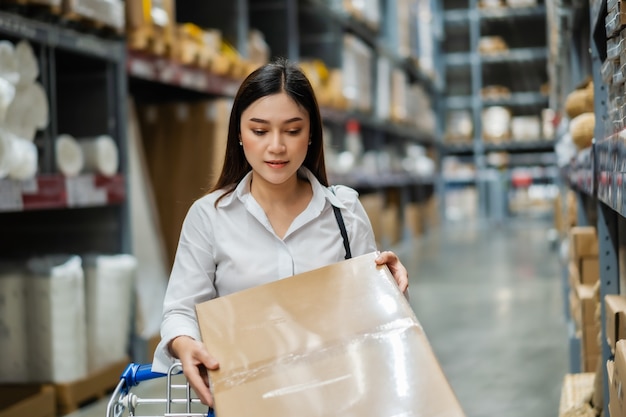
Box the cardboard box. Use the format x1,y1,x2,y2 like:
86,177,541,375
0,385,55,417
570,226,599,258
196,252,466,417
575,282,598,327
580,256,600,285
606,294,626,352
612,340,626,417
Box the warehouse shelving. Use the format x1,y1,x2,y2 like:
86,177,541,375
0,8,128,257
439,0,554,222
553,1,626,414
128,0,444,243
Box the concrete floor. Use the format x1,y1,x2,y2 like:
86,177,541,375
399,219,569,417
69,218,569,417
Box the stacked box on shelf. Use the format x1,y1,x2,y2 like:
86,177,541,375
126,0,176,57
609,340,626,417
342,34,373,113
569,226,601,372
602,2,626,137
62,0,125,35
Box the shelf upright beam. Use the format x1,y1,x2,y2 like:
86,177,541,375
469,0,486,219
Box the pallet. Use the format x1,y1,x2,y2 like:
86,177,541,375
54,358,128,416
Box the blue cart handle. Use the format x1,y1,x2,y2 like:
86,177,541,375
121,363,167,387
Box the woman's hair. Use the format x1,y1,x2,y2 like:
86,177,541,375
209,57,328,203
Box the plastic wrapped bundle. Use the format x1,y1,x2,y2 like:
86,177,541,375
26,255,87,383
78,135,119,177
0,129,38,180
83,254,136,372
0,266,28,382
55,134,84,177
570,112,595,150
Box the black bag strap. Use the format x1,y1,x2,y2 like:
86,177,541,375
330,187,352,260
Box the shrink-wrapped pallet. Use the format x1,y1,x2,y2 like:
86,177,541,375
0,267,28,382
84,254,136,372
482,106,511,142
26,255,87,383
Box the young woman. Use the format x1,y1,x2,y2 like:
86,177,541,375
152,58,409,406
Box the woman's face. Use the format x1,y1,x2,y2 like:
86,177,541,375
240,92,311,187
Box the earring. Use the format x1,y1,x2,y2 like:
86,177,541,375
308,141,312,145
239,141,243,146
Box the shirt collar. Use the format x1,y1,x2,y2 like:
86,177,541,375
216,167,346,209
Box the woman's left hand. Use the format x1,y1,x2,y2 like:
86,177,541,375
375,251,409,293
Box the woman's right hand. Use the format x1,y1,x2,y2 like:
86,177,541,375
170,335,220,407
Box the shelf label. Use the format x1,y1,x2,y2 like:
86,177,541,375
66,175,107,207
0,179,23,211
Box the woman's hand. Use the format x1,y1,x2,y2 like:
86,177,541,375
170,336,220,406
375,251,409,293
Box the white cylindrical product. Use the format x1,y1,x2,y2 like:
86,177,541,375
4,81,49,141
15,40,38,86
0,40,19,85
0,129,15,179
79,135,119,177
0,77,16,123
8,136,38,180
55,134,84,177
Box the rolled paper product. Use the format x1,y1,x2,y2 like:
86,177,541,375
0,40,19,85
0,77,16,123
15,40,38,86
4,82,48,141
55,134,84,177
0,129,16,179
79,135,119,177
28,82,48,129
8,136,38,180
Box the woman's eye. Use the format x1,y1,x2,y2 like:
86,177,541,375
287,129,301,135
252,130,266,136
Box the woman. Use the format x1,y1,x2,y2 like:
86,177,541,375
152,58,409,407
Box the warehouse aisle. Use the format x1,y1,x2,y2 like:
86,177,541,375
398,219,569,417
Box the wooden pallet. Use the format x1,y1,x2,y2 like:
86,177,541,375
54,358,128,416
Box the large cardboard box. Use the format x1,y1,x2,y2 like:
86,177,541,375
196,252,465,417
606,294,626,353
570,226,599,258
611,340,626,417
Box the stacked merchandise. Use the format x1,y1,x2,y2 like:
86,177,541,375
0,254,136,415
568,227,601,373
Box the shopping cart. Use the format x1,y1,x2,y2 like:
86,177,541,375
106,363,215,417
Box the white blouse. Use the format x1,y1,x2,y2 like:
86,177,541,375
152,168,377,372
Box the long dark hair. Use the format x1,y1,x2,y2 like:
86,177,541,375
209,58,328,204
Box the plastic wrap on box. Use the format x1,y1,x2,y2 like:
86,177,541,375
196,252,466,417
0,267,28,382
26,255,87,383
84,254,136,373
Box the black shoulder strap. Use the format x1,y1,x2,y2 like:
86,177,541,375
330,187,352,260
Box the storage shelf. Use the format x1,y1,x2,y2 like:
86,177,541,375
597,171,625,216
320,108,435,145
329,172,434,189
441,143,474,155
484,140,557,152
0,174,125,213
445,52,473,67
445,95,473,109
444,9,470,24
480,5,547,20
480,46,548,63
0,10,124,61
127,50,242,97
482,91,549,107
304,0,435,89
